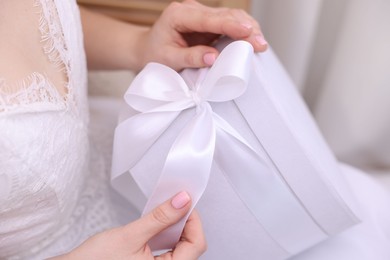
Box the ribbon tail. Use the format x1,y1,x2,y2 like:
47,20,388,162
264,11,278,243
142,103,216,251
111,110,181,202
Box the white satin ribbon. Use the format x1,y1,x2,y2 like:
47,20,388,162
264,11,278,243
111,41,327,253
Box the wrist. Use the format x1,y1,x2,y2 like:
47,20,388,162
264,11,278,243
128,26,149,72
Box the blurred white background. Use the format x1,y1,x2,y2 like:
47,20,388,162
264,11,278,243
251,0,390,181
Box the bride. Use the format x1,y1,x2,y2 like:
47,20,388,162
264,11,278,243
2,0,390,259
0,0,266,259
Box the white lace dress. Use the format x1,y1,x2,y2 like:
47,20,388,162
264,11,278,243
0,1,126,259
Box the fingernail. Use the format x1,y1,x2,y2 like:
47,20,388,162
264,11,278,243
241,23,253,30
203,53,216,66
255,35,268,46
171,191,191,209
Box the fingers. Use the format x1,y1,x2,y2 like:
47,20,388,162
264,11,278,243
221,7,268,52
167,3,250,38
163,1,267,52
123,191,192,249
171,210,207,260
145,1,267,70
165,45,219,70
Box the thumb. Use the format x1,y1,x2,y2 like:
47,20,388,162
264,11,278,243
124,191,192,249
170,46,218,70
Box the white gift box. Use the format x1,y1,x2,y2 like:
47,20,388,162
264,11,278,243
111,39,360,259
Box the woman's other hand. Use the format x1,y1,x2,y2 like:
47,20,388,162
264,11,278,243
55,191,206,259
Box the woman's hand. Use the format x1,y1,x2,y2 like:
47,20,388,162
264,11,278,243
80,0,266,71
55,191,206,259
137,0,267,71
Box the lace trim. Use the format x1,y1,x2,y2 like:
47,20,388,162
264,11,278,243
0,0,73,115
36,0,70,76
0,73,66,113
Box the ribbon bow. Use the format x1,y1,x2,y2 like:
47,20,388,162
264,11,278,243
112,41,257,248
111,41,324,253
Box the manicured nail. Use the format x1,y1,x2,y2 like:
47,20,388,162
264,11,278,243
241,23,253,30
255,35,268,46
171,191,191,209
203,53,217,66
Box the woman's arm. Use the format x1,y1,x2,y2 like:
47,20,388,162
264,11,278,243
79,6,147,71
79,0,267,72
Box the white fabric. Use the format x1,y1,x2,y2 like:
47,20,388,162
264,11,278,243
0,1,120,259
292,164,390,260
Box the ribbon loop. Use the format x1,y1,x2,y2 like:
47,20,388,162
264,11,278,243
125,63,191,112
200,42,252,101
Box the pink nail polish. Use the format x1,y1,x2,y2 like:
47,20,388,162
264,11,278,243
171,191,191,209
255,35,268,46
203,53,216,66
